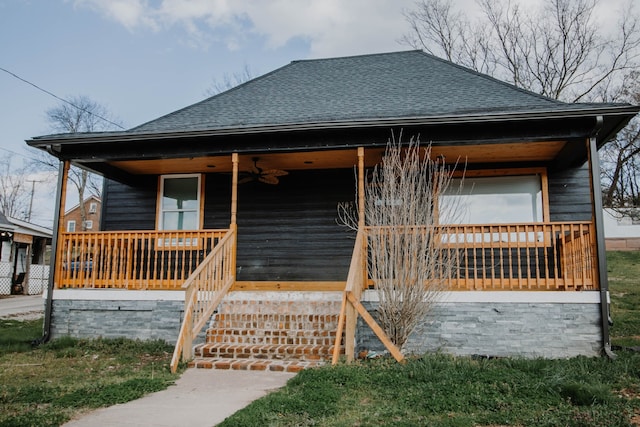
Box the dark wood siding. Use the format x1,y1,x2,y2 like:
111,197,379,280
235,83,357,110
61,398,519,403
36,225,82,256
102,177,158,231
234,169,355,281
548,163,593,222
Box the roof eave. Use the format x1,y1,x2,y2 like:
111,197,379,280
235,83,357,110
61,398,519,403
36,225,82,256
28,105,639,147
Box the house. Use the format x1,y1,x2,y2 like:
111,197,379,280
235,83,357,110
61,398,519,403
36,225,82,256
603,208,640,250
0,211,52,295
28,51,639,371
64,195,101,232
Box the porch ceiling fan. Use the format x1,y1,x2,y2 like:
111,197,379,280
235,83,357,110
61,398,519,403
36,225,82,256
239,157,289,185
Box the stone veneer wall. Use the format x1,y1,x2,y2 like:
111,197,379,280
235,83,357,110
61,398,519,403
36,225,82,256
357,292,603,359
51,298,186,343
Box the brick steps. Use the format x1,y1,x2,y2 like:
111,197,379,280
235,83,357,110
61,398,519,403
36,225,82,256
188,357,324,373
189,297,344,372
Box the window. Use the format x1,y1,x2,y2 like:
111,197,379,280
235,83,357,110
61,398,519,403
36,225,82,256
157,174,202,230
441,175,543,224
67,220,76,232
88,202,97,214
83,220,93,230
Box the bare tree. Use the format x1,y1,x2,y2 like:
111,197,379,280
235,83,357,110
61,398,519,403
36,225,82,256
204,64,255,97
340,138,464,349
0,155,31,220
32,96,121,230
600,71,640,213
402,0,640,102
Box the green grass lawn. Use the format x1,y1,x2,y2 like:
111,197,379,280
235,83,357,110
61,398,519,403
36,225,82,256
0,319,179,427
608,251,640,348
1,250,638,426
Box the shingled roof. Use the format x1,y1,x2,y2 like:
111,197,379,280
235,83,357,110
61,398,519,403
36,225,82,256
130,50,577,134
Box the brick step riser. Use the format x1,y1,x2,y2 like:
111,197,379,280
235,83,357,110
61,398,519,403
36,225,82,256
210,321,340,330
195,344,343,360
205,336,337,346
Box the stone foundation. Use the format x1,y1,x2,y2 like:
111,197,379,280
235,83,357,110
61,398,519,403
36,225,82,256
357,291,603,358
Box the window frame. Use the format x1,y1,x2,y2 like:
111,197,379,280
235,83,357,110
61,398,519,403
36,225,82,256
155,174,205,231
67,220,76,232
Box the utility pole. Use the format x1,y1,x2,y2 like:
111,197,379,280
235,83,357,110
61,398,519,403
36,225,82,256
27,179,40,222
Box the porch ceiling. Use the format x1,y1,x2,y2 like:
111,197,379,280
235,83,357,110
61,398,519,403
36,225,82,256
109,140,566,175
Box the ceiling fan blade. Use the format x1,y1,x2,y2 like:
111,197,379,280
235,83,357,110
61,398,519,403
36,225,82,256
259,175,280,185
238,176,255,184
262,169,289,177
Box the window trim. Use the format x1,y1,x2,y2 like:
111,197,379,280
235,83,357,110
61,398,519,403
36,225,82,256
83,220,93,230
88,202,97,214
67,220,76,232
155,174,205,231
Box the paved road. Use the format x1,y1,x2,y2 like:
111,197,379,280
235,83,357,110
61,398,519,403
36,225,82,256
0,294,45,320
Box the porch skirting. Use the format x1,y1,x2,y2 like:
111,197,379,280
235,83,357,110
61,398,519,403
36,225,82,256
49,290,604,358
358,291,603,359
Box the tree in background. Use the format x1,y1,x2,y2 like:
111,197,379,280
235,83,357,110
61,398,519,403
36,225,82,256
402,0,640,212
0,155,30,220
32,95,121,230
600,71,640,213
402,0,640,102
204,64,255,97
340,138,464,350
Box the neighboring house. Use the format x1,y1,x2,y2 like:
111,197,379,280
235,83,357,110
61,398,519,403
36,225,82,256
0,211,52,295
64,195,101,232
28,51,639,370
603,208,640,250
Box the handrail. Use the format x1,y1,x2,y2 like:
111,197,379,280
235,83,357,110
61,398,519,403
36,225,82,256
333,229,404,364
170,227,236,373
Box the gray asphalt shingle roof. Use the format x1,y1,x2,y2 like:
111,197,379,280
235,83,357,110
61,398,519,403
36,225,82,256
131,50,569,134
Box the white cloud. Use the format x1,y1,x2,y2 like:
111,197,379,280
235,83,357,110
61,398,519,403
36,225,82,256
71,0,418,56
72,0,159,31
70,0,632,58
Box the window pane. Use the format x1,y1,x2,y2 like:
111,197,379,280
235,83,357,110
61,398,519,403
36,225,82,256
441,175,542,224
162,177,199,210
162,211,198,230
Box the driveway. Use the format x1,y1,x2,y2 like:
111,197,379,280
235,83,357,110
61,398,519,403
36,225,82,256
0,294,45,320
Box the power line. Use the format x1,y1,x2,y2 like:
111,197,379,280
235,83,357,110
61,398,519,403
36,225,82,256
0,146,32,162
0,66,125,130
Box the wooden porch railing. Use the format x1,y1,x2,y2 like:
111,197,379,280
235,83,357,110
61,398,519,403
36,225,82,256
170,227,236,373
55,230,228,290
333,221,598,363
435,221,597,290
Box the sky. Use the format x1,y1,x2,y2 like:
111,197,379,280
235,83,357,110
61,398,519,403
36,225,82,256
0,0,631,227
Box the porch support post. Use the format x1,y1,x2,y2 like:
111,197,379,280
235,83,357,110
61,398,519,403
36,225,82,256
230,153,239,280
358,147,365,228
586,130,614,358
231,153,239,228
42,160,70,343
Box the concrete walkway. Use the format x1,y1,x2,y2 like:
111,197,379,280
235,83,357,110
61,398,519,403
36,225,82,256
62,369,296,427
